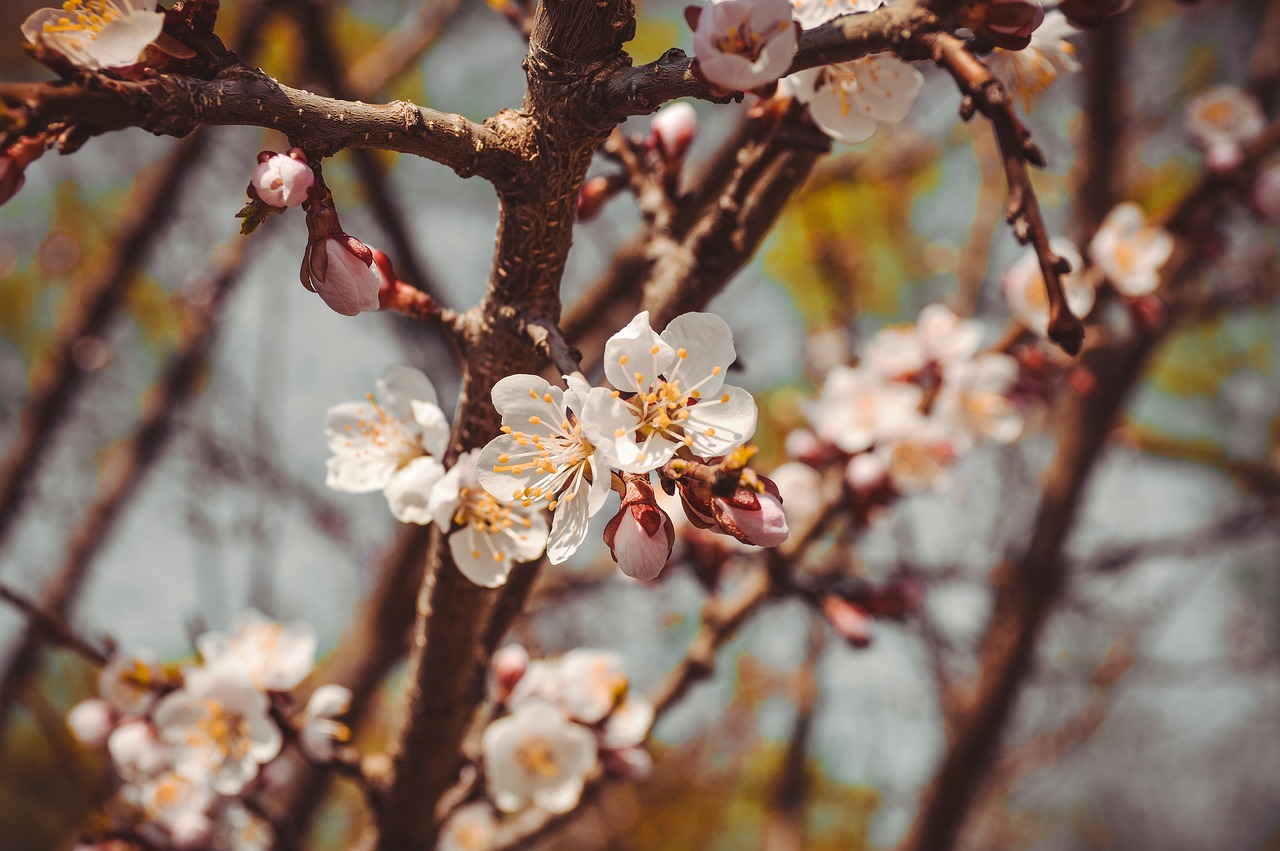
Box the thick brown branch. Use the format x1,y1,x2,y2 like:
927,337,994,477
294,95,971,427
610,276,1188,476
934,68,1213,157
0,69,518,185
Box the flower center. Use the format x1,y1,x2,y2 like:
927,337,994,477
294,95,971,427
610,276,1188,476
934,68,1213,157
193,700,252,762
41,0,126,35
514,736,562,779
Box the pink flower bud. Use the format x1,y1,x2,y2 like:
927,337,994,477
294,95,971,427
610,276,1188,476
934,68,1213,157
492,644,529,703
66,698,114,748
1204,140,1244,174
0,156,25,206
604,476,676,581
302,235,381,316
251,149,314,208
1252,165,1280,224
711,476,790,548
577,174,622,221
845,453,888,491
169,811,213,850
648,102,697,164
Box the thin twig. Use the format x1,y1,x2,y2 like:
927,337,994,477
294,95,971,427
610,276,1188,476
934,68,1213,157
0,583,107,666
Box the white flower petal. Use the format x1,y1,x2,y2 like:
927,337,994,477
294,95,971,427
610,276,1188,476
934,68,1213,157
384,455,447,525
546,486,592,564
450,529,514,588
661,311,736,398
378,364,438,420
686,384,758,457
603,312,675,394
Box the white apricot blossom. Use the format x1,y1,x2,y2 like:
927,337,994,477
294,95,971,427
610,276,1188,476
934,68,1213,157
22,0,164,70
1002,238,1096,336
984,10,1081,109
476,375,612,564
482,700,598,814
299,685,353,762
152,668,282,796
130,771,215,839
805,364,922,454
933,353,1024,448
582,311,758,474
874,417,956,493
1185,85,1266,150
429,449,550,587
106,718,169,782
784,54,924,144
863,304,984,379
196,609,316,692
325,364,449,524
439,802,499,851
97,653,159,716
692,0,798,92
1089,202,1174,297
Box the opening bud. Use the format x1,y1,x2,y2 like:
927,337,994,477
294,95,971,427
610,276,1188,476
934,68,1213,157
605,475,676,581
250,149,315,209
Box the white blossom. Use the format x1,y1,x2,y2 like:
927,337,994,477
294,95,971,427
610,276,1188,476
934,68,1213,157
582,311,758,474
556,649,630,725
482,701,598,814
863,304,983,378
692,0,798,92
22,0,164,70
439,802,498,851
1089,202,1174,297
784,54,923,144
131,771,215,838
1185,85,1266,150
197,609,316,692
300,685,353,762
212,802,274,851
805,364,922,454
874,418,955,493
98,653,159,716
985,10,1081,109
933,353,1024,448
107,719,169,782
476,375,611,565
152,668,282,796
1002,238,1096,336
66,699,114,748
325,364,449,524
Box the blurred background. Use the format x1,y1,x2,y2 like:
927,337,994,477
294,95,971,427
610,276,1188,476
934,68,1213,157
0,0,1278,848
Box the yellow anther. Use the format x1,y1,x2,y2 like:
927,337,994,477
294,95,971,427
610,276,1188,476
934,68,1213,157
650,345,661,355
498,454,510,464
677,348,687,358
614,428,626,437
543,393,553,403
619,355,628,365
720,394,730,403
711,366,722,376
705,428,716,436
529,388,539,398
610,390,620,399
528,416,541,425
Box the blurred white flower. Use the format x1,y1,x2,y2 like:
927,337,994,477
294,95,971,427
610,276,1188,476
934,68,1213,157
806,364,922,453
556,649,630,725
299,685,353,762
933,353,1024,449
985,10,1081,109
22,0,164,70
153,668,282,796
197,609,316,692
1002,238,1096,336
692,0,797,91
66,699,114,748
1089,202,1174,297
107,718,169,782
130,771,215,840
431,449,550,587
483,701,598,814
326,364,450,524
98,653,159,716
439,801,498,851
1185,85,1265,150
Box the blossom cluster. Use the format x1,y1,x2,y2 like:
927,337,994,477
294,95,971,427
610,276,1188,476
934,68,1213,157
438,646,652,849
326,312,787,588
788,304,1025,498
64,611,351,850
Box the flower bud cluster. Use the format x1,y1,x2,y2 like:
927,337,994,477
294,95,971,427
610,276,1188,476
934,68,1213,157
63,610,351,850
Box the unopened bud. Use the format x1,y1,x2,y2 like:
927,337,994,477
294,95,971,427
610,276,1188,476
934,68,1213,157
492,644,529,702
302,236,380,316
251,149,314,208
710,475,790,548
1252,164,1280,224
605,475,676,581
1203,141,1243,175
648,102,698,164
577,174,623,221
66,699,114,748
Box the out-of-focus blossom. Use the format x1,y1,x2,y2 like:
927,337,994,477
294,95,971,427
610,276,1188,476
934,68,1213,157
439,802,498,851
806,365,922,453
1002,238,1096,336
866,304,984,377
300,685,353,762
197,609,316,692
1089,202,1174,297
250,149,314,208
603,475,675,581
492,645,530,703
483,701,598,814
784,54,923,144
766,462,824,530
1185,85,1265,151
985,11,1081,109
933,353,1024,448
325,365,449,524
691,0,798,92
429,449,549,587
107,719,169,782
874,418,955,493
1253,164,1280,224
476,375,612,564
556,649,630,724
213,803,274,851
648,102,698,164
67,699,114,748
301,234,382,316
152,668,282,796
22,0,164,70
131,772,214,840
98,653,159,716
